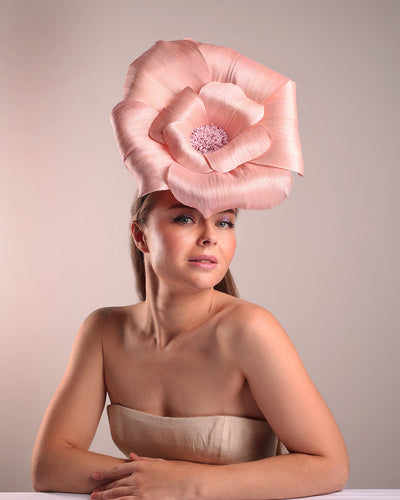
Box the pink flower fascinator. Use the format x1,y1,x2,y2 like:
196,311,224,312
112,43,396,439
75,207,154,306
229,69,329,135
111,39,303,217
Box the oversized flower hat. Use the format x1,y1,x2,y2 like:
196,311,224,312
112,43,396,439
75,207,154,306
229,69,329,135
111,39,303,217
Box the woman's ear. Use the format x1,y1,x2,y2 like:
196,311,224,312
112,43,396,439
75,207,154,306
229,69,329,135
132,222,149,253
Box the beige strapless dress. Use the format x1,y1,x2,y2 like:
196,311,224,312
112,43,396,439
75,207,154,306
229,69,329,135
108,404,283,465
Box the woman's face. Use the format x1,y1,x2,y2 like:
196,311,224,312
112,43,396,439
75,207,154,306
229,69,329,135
139,191,237,293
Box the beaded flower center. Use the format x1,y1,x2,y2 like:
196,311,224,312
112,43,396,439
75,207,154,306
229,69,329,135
190,124,229,154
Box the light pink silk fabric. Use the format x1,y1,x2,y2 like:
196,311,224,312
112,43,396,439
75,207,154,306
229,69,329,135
111,39,303,217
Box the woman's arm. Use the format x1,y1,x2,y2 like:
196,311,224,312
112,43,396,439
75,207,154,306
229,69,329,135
90,305,349,500
31,309,127,493
201,305,350,499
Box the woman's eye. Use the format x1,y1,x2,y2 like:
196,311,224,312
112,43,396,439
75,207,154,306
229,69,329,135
174,215,194,224
216,220,235,229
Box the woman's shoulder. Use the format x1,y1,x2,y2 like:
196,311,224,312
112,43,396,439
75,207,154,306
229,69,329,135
215,294,288,348
77,303,142,341
216,293,281,328
215,295,295,376
85,304,140,321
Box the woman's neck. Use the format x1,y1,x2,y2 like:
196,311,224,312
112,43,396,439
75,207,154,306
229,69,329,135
142,280,217,348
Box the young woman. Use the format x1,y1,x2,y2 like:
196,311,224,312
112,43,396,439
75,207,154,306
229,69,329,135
32,39,349,499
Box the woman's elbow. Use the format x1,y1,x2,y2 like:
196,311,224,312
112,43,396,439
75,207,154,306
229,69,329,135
31,459,51,492
32,477,49,493
337,460,350,491
326,455,350,493
31,445,58,492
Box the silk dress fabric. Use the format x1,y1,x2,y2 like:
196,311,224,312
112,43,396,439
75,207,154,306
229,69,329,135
108,404,286,465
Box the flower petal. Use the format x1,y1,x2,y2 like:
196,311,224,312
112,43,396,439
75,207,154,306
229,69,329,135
205,124,271,173
167,162,293,218
163,121,212,173
199,82,264,138
250,80,304,175
149,87,208,144
123,39,210,111
197,42,289,104
111,99,174,195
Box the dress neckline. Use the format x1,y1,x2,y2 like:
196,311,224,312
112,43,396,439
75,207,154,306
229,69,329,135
108,403,267,424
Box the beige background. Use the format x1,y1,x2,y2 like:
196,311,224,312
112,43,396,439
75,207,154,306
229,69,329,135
1,0,399,491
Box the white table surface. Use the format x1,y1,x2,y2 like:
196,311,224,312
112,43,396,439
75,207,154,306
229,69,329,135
0,491,399,499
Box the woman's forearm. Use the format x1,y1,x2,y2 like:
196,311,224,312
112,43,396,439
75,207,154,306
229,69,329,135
195,452,349,500
31,443,128,493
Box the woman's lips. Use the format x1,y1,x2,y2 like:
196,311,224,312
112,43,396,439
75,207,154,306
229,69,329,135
188,255,218,269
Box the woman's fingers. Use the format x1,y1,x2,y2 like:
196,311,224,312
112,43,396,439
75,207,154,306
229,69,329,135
92,456,199,500
91,454,168,499
91,485,135,499
93,475,135,492
91,461,135,482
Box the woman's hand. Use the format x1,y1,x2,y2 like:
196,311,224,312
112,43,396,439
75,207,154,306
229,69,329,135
91,452,204,500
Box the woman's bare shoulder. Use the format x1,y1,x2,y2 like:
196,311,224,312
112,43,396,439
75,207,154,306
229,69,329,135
77,303,143,341
217,294,281,330
215,294,288,352
90,303,143,320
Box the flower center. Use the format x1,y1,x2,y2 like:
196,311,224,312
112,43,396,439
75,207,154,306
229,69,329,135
190,124,229,154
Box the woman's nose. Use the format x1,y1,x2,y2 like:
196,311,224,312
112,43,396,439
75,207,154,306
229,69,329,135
197,223,218,246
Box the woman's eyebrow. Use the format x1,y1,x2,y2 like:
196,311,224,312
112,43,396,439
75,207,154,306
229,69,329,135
167,204,236,216
167,203,194,211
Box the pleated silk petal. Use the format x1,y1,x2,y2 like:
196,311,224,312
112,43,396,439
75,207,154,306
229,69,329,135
167,163,293,218
205,125,271,173
149,87,208,144
163,121,212,173
250,80,304,175
111,99,173,195
196,42,289,104
199,82,265,138
123,40,210,111
112,39,303,212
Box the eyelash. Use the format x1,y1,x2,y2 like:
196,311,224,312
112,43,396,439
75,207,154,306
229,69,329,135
174,215,195,225
173,215,235,228
217,220,235,229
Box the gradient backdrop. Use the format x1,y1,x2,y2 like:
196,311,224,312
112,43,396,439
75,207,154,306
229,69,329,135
1,0,399,491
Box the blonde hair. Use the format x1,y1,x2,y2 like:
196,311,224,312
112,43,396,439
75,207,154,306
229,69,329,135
130,192,239,301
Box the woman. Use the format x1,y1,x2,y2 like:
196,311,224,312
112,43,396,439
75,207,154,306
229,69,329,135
32,39,349,499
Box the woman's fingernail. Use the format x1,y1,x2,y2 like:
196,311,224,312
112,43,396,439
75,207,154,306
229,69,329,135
91,493,97,499
92,471,100,480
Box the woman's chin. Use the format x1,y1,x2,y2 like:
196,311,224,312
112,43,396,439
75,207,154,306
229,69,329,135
173,276,223,294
